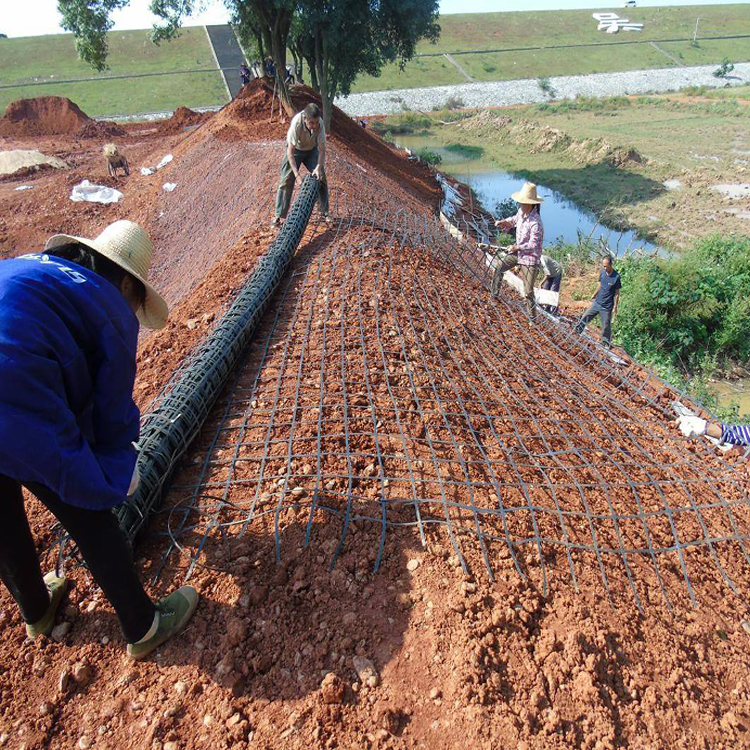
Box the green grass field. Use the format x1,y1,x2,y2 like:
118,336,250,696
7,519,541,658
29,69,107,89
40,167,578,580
352,4,750,91
1,6,748,116
0,27,229,116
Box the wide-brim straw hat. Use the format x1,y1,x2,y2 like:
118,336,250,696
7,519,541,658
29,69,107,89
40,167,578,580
45,220,168,330
511,182,544,205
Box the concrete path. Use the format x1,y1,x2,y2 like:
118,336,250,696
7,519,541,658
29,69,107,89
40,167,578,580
649,42,686,68
205,24,247,99
335,61,750,117
444,53,474,82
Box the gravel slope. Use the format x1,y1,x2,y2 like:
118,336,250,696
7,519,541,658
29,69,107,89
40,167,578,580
336,61,750,116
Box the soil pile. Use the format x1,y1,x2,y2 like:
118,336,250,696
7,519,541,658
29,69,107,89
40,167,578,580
203,79,439,206
157,106,212,136
0,96,124,139
0,149,67,176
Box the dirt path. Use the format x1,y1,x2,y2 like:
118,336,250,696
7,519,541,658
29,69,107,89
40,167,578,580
443,53,474,83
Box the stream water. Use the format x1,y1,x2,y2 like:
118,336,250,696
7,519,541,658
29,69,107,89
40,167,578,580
395,134,661,256
708,378,750,418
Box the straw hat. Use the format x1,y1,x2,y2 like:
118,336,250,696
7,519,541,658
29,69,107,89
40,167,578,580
45,220,168,330
511,182,543,205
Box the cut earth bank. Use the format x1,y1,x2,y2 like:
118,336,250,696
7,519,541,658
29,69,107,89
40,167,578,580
0,83,749,750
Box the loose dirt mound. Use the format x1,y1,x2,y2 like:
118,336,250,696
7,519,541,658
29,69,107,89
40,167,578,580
0,96,124,139
201,79,439,206
157,106,212,136
0,149,67,176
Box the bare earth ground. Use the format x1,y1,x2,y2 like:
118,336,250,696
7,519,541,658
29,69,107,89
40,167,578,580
0,83,750,750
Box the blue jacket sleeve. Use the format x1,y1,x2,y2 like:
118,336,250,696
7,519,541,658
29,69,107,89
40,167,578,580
92,315,140,450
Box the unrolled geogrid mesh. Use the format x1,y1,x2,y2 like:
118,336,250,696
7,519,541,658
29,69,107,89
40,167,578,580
155,167,750,610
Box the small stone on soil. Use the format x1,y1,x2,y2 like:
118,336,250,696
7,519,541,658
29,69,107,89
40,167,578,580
73,664,93,687
406,559,420,571
320,672,345,704
51,622,71,642
353,656,379,687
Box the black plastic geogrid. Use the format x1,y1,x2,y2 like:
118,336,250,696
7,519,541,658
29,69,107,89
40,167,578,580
115,176,320,543
149,176,750,611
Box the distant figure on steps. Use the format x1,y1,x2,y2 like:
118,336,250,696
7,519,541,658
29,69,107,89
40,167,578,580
239,62,252,87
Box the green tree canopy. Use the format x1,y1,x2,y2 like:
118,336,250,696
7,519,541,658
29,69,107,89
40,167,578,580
57,0,439,123
293,0,439,127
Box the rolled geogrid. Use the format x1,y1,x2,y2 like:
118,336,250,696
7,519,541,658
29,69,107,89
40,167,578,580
116,176,320,544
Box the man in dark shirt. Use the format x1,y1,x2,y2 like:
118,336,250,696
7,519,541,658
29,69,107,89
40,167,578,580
575,255,621,348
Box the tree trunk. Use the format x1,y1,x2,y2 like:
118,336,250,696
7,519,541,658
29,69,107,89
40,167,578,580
314,28,333,131
306,54,318,90
255,30,265,63
267,23,294,117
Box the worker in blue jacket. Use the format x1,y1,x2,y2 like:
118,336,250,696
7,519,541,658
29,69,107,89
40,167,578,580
0,220,198,660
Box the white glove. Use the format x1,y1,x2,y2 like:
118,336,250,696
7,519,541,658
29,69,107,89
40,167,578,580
127,464,140,496
677,415,707,438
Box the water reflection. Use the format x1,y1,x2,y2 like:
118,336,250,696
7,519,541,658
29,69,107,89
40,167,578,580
394,134,661,256
709,378,750,418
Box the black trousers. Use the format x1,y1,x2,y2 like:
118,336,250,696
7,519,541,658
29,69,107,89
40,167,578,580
0,474,155,643
541,273,562,313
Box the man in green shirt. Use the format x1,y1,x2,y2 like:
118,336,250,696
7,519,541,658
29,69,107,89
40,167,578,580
272,103,330,227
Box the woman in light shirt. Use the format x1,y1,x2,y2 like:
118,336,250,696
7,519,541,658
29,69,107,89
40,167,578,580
492,182,544,321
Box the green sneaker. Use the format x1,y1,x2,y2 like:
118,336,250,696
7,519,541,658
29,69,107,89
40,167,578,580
127,586,199,661
26,571,68,640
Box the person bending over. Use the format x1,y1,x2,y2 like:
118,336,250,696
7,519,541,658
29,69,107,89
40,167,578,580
539,253,563,315
492,182,544,322
0,220,198,659
272,102,330,227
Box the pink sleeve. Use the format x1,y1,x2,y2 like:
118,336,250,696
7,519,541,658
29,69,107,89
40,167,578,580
527,220,542,250
505,211,519,228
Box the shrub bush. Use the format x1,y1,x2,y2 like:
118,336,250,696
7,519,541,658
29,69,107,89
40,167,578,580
416,148,442,165
371,112,432,136
537,77,555,98
713,58,735,78
443,95,465,110
615,235,750,371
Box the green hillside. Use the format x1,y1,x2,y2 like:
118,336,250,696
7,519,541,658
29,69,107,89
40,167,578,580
0,6,748,117
0,27,228,117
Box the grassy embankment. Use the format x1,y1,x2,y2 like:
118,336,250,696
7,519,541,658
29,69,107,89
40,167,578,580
1,6,749,117
374,91,750,413
352,5,750,92
0,27,228,117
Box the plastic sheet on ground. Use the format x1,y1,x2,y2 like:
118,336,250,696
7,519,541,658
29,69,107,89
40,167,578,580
69,179,123,204
139,153,174,176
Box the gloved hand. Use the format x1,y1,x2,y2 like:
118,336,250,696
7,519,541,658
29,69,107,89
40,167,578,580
677,415,707,438
127,464,140,497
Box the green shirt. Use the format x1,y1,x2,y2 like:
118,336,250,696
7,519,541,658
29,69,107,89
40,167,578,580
540,255,562,277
